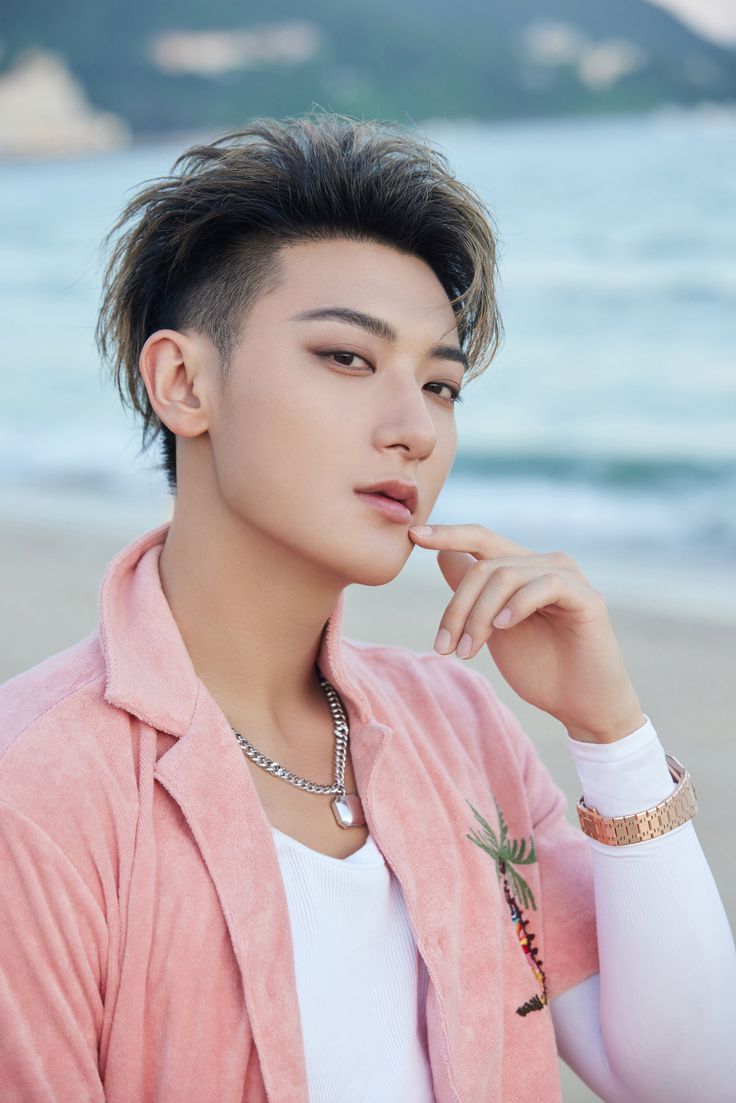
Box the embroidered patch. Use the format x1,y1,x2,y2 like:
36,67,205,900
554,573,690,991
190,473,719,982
466,797,549,1015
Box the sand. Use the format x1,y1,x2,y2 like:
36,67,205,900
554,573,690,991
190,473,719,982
2,512,734,1102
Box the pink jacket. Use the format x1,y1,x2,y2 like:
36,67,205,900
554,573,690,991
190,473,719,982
0,523,599,1102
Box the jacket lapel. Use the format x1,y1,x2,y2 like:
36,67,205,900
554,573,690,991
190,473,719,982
357,706,507,1102
152,679,401,1101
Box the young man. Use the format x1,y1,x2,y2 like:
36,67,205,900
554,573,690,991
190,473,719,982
1,114,733,1102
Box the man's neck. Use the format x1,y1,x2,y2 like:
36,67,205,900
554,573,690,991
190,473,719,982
157,506,343,746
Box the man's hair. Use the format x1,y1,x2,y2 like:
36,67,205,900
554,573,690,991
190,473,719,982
95,111,503,494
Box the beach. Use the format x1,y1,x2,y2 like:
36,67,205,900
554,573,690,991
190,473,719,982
2,511,733,1102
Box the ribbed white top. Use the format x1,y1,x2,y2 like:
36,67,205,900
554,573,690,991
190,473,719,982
272,825,435,1102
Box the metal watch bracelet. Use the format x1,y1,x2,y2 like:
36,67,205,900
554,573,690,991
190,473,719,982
576,753,697,846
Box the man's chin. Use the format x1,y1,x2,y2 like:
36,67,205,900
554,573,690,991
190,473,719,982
344,551,412,589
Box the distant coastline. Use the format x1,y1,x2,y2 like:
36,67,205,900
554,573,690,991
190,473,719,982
2,1,736,159
2,41,735,163
0,49,130,159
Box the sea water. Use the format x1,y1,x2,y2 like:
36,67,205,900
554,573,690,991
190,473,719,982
1,108,734,620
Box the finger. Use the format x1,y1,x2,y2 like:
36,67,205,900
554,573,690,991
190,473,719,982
409,523,533,560
412,525,593,586
456,572,602,660
434,562,544,654
436,548,586,599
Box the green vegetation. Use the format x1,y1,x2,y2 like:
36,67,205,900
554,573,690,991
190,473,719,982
3,0,735,132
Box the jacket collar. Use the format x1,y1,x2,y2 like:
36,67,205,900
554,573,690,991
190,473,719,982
98,521,377,736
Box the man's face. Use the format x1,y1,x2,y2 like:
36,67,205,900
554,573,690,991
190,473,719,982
193,237,464,586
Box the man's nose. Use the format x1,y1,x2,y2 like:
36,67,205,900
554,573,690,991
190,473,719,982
372,377,441,460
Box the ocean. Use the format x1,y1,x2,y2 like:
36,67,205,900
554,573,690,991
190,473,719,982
1,107,734,620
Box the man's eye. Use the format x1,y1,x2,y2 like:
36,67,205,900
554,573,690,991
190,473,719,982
321,351,463,405
434,382,464,404
321,350,368,368
331,351,362,367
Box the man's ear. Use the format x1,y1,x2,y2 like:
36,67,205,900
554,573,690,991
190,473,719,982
139,329,210,439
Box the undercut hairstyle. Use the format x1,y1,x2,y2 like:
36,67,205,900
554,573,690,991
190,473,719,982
95,111,504,494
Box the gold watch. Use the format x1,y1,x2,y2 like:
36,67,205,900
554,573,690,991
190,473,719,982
576,754,697,845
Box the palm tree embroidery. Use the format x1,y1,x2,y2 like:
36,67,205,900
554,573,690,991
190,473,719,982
466,797,549,1016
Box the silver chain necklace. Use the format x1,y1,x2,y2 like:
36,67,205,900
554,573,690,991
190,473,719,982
231,672,366,829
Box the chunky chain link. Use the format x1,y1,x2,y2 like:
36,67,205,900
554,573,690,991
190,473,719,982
231,673,350,796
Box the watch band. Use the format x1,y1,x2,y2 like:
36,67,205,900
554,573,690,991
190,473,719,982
576,753,697,846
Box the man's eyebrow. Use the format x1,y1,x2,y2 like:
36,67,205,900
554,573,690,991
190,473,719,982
429,344,468,370
289,306,468,370
289,306,396,342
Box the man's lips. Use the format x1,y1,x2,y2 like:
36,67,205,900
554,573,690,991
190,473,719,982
354,479,418,515
354,491,414,523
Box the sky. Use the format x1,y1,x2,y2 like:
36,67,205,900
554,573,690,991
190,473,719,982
648,0,736,44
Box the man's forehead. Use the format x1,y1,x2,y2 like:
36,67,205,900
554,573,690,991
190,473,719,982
270,238,461,344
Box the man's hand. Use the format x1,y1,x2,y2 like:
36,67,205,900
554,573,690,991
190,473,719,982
408,523,645,744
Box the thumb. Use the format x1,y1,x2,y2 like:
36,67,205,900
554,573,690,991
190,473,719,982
436,548,476,592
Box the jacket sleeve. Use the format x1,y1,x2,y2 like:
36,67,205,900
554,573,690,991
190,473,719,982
0,800,107,1103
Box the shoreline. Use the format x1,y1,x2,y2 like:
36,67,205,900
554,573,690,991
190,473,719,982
2,483,734,625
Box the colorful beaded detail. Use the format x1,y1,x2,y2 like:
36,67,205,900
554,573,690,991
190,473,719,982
466,797,549,1015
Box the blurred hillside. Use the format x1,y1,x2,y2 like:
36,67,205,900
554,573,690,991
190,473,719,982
1,0,735,147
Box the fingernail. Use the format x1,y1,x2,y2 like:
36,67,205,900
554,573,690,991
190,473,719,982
455,633,473,658
410,525,433,536
493,608,512,627
434,627,452,654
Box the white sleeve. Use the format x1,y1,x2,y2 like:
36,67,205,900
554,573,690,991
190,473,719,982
548,715,736,1103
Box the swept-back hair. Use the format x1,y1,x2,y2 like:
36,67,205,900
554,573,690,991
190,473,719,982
95,111,503,493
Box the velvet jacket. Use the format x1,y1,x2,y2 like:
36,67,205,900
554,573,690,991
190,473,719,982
0,522,600,1102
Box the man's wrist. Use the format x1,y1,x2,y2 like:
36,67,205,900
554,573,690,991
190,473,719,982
567,710,648,745
567,715,682,818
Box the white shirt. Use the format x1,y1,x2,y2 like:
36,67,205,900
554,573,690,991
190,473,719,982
273,827,434,1100
273,716,735,1102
